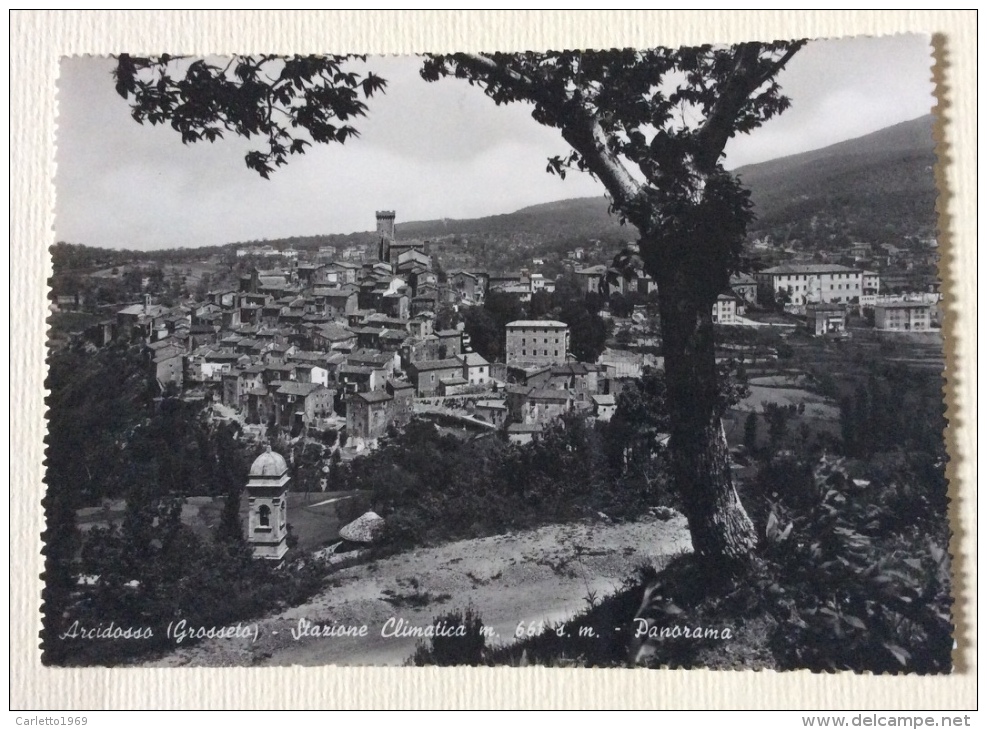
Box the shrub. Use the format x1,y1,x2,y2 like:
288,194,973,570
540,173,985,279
629,455,951,673
758,456,952,673
410,605,487,666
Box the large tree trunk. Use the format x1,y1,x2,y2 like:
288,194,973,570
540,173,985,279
656,265,757,563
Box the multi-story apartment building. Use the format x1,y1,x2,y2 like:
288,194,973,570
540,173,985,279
862,270,881,296
505,320,569,366
756,264,863,305
711,292,741,324
873,301,934,331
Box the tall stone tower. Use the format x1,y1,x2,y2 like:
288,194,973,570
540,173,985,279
376,210,396,263
245,446,291,560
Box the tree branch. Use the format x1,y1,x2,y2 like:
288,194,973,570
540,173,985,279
559,114,646,225
441,52,648,227
756,43,804,87
692,43,765,172
447,52,562,110
455,53,535,89
691,42,804,173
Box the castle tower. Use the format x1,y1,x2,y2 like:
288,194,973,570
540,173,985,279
245,446,291,560
376,210,396,263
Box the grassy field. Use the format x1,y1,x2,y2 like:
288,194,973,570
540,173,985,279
716,322,945,452
271,490,372,552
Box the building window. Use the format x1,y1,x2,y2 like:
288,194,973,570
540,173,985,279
259,505,271,527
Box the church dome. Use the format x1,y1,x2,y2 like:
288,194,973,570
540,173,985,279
249,446,288,477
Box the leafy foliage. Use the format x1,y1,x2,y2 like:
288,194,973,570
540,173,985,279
604,366,671,474
558,300,609,363
45,342,252,503
461,291,525,363
39,479,82,665
113,54,386,178
743,411,759,453
626,455,951,673
758,456,952,672
63,519,323,665
336,416,673,551
840,366,947,459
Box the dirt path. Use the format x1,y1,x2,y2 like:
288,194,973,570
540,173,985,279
143,513,692,667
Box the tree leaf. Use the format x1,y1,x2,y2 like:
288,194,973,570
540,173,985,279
883,642,911,666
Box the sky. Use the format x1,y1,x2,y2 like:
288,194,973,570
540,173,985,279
55,34,936,251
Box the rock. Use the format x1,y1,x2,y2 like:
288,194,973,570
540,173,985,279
338,511,386,544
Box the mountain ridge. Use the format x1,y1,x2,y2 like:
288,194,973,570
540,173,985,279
59,115,937,257
388,113,938,247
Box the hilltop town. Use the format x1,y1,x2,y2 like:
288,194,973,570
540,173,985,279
50,199,943,468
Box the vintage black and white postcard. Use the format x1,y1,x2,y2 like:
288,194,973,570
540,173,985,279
36,21,963,690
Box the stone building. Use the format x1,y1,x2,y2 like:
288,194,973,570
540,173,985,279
448,270,480,302
507,422,543,445
407,358,464,396
505,320,569,367
505,385,572,425
729,273,758,303
458,351,491,386
591,394,617,421
152,345,185,392
575,265,607,295
271,381,333,429
474,399,508,428
347,390,394,439
862,271,881,296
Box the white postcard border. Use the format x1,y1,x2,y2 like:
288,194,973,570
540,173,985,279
11,9,977,710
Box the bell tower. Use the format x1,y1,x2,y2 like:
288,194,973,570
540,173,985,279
376,210,396,263
245,446,291,560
